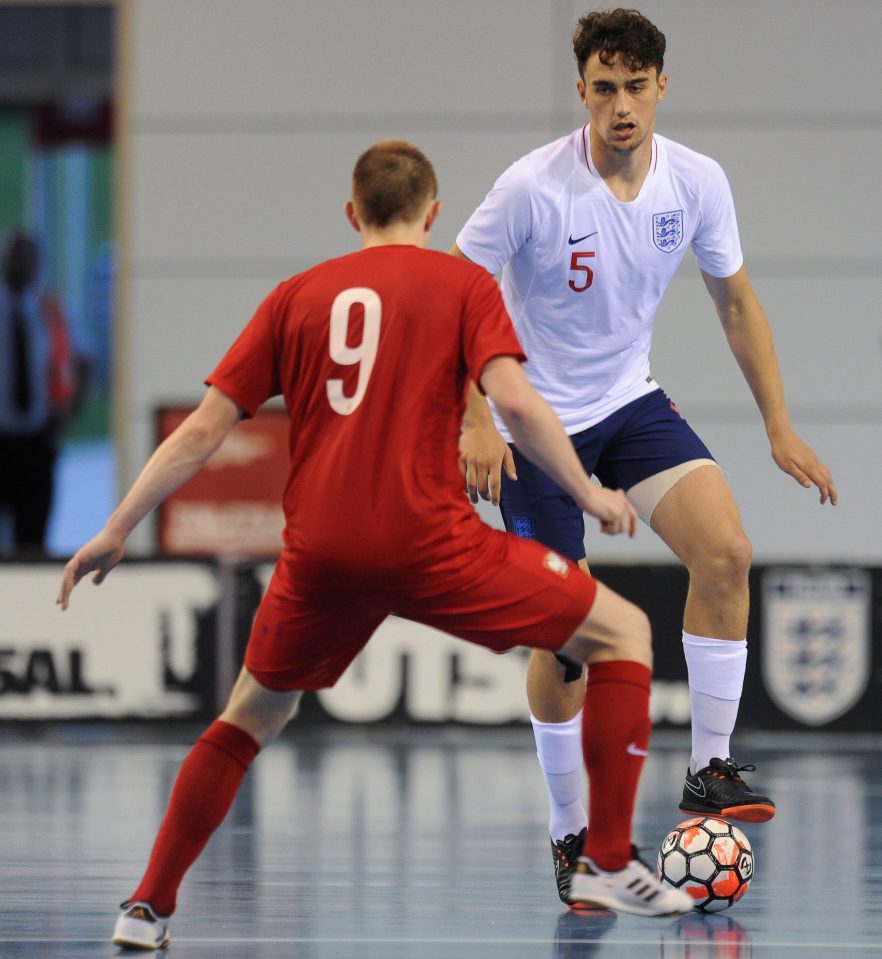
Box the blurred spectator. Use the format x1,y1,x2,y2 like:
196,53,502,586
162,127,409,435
0,230,89,556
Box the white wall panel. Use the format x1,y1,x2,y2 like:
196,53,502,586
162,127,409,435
657,129,880,263
568,0,882,113
130,122,882,279
129,129,559,265
128,276,274,407
122,0,881,562
684,421,879,564
131,0,560,121
650,274,882,408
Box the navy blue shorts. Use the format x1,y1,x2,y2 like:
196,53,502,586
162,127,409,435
500,389,714,561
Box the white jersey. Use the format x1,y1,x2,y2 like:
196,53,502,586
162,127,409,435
457,125,743,436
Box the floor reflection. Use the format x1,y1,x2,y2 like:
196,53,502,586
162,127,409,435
0,727,879,957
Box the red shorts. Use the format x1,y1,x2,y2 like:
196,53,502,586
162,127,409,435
244,528,597,691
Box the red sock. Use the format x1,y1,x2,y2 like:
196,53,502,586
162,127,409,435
581,660,652,871
129,720,260,916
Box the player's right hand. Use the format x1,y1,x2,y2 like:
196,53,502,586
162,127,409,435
57,528,126,611
584,487,638,537
459,422,516,506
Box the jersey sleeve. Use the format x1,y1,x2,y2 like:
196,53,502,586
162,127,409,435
205,285,283,416
461,268,526,386
690,160,744,278
456,161,536,275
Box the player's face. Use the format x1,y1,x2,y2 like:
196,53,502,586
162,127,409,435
577,52,666,156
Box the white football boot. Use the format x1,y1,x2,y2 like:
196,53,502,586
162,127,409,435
111,901,171,950
568,851,694,917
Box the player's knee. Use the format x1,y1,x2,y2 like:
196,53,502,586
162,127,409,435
693,529,752,586
561,599,651,667
718,531,752,580
220,687,302,745
617,603,652,664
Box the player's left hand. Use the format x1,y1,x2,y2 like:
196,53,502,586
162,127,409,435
770,430,838,505
582,485,638,537
57,528,126,611
459,422,516,506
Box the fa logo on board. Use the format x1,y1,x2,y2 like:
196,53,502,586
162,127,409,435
652,210,683,252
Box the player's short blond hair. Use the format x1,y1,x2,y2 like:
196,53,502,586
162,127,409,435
352,141,438,228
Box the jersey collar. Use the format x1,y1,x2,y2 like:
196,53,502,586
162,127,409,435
580,122,658,181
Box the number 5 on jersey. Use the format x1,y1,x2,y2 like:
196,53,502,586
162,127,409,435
326,287,382,415
568,251,595,293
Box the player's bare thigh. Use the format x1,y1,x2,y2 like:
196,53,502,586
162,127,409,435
558,579,652,668
648,463,752,641
627,458,717,526
645,462,749,571
218,666,303,746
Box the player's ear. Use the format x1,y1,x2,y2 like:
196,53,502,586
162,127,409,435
425,199,442,232
577,77,588,108
344,201,361,233
656,72,668,102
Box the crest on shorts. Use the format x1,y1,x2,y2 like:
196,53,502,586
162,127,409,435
761,569,871,725
511,515,535,540
652,210,683,252
543,551,570,579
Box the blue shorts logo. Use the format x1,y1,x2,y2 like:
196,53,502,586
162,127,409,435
653,210,683,252
512,516,535,540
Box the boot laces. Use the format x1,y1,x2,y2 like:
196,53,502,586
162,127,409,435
723,758,756,783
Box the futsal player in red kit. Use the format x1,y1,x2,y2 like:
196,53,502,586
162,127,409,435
58,141,693,948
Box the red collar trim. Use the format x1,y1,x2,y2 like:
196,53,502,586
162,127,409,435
581,123,592,173
581,125,658,176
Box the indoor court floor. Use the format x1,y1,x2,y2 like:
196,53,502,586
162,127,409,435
1,724,880,958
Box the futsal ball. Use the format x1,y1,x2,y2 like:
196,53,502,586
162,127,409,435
656,817,754,912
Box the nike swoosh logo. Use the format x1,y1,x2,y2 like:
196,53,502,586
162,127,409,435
568,231,598,245
626,742,649,757
684,778,707,798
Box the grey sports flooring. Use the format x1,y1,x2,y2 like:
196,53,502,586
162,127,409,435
1,724,880,957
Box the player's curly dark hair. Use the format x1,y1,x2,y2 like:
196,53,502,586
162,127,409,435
352,141,438,228
573,8,666,78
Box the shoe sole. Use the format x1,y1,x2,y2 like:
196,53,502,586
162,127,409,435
568,899,611,913
568,893,692,917
111,933,170,951
678,801,776,823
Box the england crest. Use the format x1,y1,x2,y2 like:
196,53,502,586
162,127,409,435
652,210,683,252
762,569,871,725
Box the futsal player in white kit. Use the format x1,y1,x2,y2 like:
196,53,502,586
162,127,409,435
452,8,837,903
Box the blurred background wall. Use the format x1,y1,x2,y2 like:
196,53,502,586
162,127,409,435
0,0,878,728
118,0,881,561
0,1,115,555
1,1,879,563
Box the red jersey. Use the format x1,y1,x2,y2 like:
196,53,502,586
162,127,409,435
207,245,525,584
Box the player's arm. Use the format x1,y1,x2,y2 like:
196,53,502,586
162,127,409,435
451,243,515,506
702,265,837,505
57,386,244,609
460,381,516,506
479,355,636,536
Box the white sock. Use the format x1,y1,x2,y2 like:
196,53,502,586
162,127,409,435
530,710,587,840
682,632,747,773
